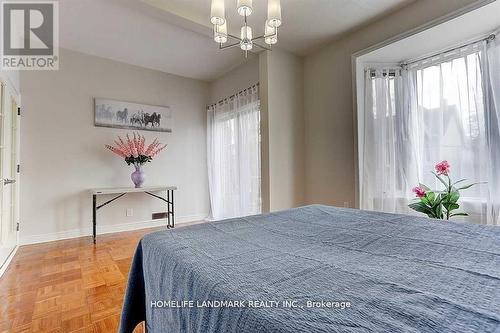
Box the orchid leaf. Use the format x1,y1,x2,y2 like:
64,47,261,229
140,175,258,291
456,183,477,190
434,193,445,206
431,171,448,188
446,203,460,212
455,181,486,190
409,202,432,215
453,179,467,185
433,203,443,219
442,191,459,204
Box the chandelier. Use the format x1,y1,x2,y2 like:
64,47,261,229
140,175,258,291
210,0,282,57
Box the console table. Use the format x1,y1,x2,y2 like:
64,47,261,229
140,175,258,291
90,186,177,244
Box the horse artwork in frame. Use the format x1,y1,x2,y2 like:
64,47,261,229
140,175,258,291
94,98,172,133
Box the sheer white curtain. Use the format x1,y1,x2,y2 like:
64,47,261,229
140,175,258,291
411,43,490,224
484,34,500,225
362,36,500,225
207,85,261,220
361,68,419,213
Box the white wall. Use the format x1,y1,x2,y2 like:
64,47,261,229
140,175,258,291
209,56,259,104
303,0,486,208
209,52,306,213
260,49,305,211
19,48,210,244
17,0,483,244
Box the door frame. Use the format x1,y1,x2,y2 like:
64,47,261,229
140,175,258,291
0,76,20,277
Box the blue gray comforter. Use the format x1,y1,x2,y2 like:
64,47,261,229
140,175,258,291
119,205,500,333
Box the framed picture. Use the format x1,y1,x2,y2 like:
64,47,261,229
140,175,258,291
94,98,172,133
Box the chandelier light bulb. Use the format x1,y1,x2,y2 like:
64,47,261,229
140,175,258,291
210,0,225,25
214,22,228,44
240,26,253,50
211,0,281,57
237,0,253,16
240,41,253,51
264,22,278,45
267,0,282,28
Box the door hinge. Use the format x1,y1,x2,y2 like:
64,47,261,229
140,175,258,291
16,223,19,231
17,164,20,173
17,107,20,116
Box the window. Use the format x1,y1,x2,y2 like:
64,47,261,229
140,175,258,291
415,52,487,202
361,37,500,225
207,86,261,220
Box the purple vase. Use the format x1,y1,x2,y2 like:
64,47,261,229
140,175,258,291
131,165,145,188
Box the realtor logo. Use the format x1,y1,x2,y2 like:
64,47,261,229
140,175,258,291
1,1,59,70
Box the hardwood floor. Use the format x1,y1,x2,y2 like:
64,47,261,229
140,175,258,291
0,226,170,333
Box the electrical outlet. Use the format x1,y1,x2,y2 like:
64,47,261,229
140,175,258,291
126,208,133,217
343,202,350,208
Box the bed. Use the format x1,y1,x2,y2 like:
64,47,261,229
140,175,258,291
119,205,500,333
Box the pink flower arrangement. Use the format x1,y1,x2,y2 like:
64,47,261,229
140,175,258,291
412,186,426,198
435,160,450,176
105,132,167,166
409,161,479,220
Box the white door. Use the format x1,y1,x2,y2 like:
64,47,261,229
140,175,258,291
0,81,19,270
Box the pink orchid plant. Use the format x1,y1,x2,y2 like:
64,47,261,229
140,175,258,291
409,161,479,220
105,132,167,167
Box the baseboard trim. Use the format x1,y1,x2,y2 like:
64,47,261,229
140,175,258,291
19,213,208,245
0,245,19,278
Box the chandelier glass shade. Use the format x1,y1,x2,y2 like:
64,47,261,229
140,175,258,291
240,26,253,50
210,0,281,57
210,0,225,25
237,0,253,16
264,23,277,45
267,0,282,28
214,23,228,44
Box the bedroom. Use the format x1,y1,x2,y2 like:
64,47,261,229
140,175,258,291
0,0,499,332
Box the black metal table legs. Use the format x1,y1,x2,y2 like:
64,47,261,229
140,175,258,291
144,190,174,228
167,190,170,228
166,189,174,229
92,190,175,244
93,194,96,244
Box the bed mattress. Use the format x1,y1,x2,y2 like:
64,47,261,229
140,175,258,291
120,205,500,333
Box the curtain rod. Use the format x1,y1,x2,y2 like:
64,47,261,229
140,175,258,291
400,33,496,67
208,83,259,109
369,71,398,78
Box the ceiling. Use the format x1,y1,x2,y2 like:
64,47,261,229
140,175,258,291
141,0,415,55
59,0,414,81
358,0,500,64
